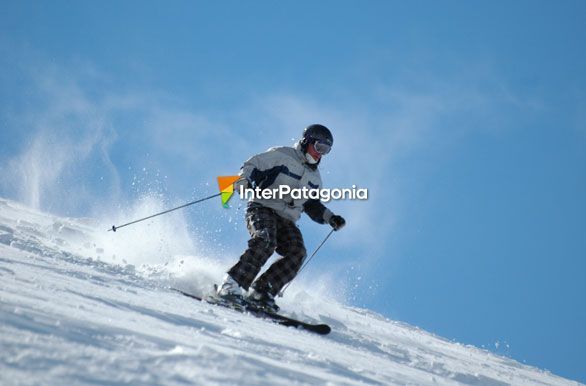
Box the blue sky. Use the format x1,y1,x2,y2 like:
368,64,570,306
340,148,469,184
1,1,585,382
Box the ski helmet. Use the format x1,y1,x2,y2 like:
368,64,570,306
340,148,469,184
300,124,333,155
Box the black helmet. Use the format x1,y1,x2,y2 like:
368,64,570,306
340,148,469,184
300,124,333,154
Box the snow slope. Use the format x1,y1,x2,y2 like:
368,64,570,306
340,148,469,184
0,197,581,386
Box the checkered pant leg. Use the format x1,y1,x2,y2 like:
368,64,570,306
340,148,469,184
228,205,278,290
253,217,307,296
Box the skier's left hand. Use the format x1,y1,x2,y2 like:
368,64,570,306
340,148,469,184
329,215,346,231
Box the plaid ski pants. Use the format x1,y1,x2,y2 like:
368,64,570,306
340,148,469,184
228,203,307,296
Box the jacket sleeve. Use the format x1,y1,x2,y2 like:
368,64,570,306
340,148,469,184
303,199,334,224
240,153,264,180
239,149,285,189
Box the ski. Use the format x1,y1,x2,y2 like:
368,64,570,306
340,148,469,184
172,288,331,335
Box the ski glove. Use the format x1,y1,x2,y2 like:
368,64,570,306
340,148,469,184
234,177,250,191
329,215,346,231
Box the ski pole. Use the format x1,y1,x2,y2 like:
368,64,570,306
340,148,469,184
279,228,335,297
108,192,222,232
109,177,246,232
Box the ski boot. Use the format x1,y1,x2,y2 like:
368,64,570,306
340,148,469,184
215,274,247,310
247,283,280,313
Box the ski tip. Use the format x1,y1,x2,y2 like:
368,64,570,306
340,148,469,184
313,324,332,335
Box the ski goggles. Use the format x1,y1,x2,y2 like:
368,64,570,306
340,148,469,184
313,140,332,155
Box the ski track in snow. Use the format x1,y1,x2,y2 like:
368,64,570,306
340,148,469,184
0,198,581,386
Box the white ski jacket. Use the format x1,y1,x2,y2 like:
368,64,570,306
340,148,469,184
238,143,334,223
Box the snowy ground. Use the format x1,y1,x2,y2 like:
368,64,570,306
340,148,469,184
0,197,581,386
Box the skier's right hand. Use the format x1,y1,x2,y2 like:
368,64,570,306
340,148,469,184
234,178,250,192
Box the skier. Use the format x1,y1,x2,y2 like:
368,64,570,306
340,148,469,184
217,124,346,312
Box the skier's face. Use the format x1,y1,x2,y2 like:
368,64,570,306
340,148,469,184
313,140,331,155
307,143,322,161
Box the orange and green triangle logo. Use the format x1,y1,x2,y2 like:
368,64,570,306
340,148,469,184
217,176,240,208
